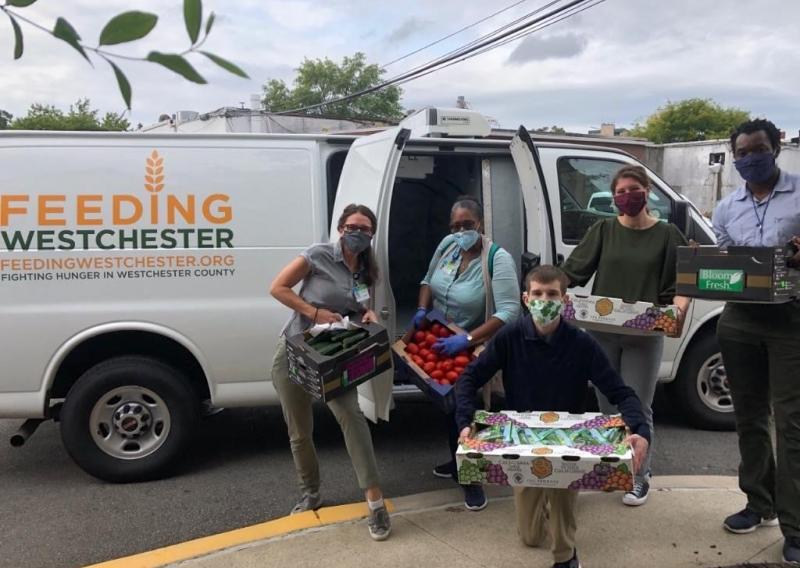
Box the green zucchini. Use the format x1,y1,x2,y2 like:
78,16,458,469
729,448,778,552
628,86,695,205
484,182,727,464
317,342,344,356
341,331,368,348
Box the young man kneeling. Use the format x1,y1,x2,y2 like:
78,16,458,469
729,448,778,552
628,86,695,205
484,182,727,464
454,265,650,568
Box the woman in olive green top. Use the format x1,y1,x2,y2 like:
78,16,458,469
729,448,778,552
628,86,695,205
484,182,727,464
562,164,690,508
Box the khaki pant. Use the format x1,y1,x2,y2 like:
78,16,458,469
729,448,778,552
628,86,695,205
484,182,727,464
272,338,381,494
514,487,578,563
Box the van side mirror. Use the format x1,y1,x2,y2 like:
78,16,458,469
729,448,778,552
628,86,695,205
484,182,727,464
673,200,690,236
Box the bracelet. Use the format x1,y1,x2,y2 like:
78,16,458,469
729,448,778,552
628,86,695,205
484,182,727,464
417,306,428,311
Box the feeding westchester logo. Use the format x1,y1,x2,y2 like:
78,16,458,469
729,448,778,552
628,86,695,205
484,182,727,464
0,150,234,251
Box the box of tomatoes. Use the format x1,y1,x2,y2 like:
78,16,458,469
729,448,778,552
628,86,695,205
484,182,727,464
456,410,635,492
391,310,479,412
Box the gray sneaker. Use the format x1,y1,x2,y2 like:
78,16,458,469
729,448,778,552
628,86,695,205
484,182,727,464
290,492,322,515
367,505,392,541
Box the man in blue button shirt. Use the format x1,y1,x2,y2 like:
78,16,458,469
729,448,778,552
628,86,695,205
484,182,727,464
712,118,800,564
455,265,650,568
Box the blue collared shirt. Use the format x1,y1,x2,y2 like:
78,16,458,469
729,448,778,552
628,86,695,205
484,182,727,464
713,170,800,248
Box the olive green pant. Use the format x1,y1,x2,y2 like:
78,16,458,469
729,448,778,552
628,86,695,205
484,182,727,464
717,301,800,538
514,487,578,563
272,337,381,495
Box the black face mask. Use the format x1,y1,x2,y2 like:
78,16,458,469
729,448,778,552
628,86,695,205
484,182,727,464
342,231,372,254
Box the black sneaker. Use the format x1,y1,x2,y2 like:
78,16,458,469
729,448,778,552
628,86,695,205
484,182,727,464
367,505,392,541
463,484,488,511
723,507,778,534
622,476,650,507
290,492,322,515
553,549,582,568
783,536,800,564
433,461,456,479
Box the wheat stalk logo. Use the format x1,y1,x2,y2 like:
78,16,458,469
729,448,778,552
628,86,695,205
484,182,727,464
145,150,165,193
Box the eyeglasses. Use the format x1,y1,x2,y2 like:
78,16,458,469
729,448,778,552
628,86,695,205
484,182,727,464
343,224,373,235
449,220,478,232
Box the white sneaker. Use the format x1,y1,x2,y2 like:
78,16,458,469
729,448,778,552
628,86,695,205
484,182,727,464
622,476,650,507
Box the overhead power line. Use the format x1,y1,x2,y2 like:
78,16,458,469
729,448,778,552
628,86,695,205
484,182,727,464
380,0,528,68
276,0,598,116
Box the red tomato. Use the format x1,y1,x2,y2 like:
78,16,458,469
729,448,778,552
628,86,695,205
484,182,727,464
445,371,459,382
440,360,454,372
454,355,470,367
453,366,465,376
430,323,443,335
424,333,438,347
430,370,444,380
441,378,453,386
423,362,436,374
413,331,426,344
411,355,424,367
437,327,451,338
419,348,431,358
405,343,419,355
425,352,438,363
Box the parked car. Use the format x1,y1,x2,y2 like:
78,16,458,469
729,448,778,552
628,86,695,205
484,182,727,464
0,107,731,482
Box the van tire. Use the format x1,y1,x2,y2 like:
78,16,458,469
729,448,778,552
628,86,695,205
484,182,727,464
668,330,736,431
60,356,199,482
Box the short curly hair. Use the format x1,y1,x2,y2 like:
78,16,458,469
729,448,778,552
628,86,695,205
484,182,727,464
729,118,782,157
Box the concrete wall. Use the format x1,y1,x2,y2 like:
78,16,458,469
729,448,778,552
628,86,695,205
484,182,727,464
656,141,800,216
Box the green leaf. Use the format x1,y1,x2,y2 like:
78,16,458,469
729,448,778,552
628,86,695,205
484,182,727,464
108,60,132,110
99,11,158,46
7,13,23,59
184,0,202,44
204,12,215,37
146,51,206,84
6,0,38,6
53,17,90,63
200,51,249,79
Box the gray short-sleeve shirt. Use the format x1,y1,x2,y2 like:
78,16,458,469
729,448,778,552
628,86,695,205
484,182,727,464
281,241,367,337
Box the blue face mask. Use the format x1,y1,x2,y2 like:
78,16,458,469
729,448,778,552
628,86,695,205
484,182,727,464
734,152,777,184
451,230,480,251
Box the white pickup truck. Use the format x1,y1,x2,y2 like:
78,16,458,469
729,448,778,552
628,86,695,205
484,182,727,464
0,107,730,482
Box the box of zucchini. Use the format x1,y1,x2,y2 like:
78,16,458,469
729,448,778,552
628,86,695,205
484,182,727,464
285,322,392,401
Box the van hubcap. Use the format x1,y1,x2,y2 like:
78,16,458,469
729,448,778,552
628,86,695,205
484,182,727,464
90,386,171,460
696,354,733,413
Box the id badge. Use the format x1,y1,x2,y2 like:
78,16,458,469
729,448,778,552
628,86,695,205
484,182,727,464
353,283,370,302
441,258,459,276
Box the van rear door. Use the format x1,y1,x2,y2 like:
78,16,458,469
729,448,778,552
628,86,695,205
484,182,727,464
329,127,410,422
509,127,557,267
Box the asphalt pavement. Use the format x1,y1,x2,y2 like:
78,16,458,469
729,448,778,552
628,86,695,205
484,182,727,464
0,393,739,568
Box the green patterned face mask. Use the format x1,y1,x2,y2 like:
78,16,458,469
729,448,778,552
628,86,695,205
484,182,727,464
527,299,563,326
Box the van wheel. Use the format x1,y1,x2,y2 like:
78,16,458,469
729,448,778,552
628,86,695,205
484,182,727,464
60,356,199,482
668,330,736,431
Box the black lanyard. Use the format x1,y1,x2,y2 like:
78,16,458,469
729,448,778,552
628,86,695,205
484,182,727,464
751,190,774,238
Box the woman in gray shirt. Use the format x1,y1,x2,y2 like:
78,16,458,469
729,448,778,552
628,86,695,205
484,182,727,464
269,204,390,541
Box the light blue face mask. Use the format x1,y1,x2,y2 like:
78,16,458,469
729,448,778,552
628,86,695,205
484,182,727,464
452,230,480,251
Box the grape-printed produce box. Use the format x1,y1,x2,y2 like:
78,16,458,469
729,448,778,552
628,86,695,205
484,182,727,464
562,294,680,337
456,410,634,491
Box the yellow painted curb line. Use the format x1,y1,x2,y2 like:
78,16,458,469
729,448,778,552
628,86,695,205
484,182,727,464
85,500,394,568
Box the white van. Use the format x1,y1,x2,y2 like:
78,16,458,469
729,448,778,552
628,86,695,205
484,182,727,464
0,108,730,482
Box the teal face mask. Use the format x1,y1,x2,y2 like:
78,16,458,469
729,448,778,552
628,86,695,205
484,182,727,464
527,299,563,326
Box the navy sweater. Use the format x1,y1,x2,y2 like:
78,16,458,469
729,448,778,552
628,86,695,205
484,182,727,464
454,316,651,442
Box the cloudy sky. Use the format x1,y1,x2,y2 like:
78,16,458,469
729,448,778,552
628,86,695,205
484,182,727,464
2,0,799,135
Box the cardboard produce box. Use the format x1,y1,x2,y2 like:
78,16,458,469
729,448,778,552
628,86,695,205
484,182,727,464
286,322,392,402
676,245,799,303
456,410,634,491
562,294,680,337
391,310,479,413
